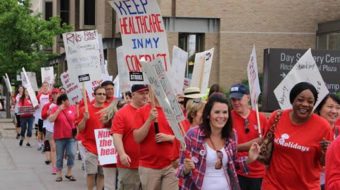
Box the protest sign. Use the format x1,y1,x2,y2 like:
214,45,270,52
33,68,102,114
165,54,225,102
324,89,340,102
94,129,117,165
190,48,214,94
3,73,12,94
117,46,131,93
41,66,55,85
170,46,188,94
141,58,185,144
22,68,38,107
247,45,261,109
21,71,38,91
113,75,121,98
274,49,329,110
110,0,170,84
98,34,110,79
60,72,83,105
62,30,102,100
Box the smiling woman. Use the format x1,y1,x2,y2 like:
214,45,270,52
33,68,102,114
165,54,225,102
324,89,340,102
261,82,333,190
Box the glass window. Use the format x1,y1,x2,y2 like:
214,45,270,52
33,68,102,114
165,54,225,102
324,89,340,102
45,2,53,20
60,0,69,24
84,0,95,25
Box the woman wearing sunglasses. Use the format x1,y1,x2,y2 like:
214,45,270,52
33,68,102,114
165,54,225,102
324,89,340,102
177,93,260,190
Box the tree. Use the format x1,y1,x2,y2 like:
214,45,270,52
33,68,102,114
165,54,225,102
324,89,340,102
0,0,71,85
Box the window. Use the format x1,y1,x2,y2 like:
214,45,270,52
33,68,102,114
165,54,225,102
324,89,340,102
178,33,205,78
60,0,69,24
45,2,52,20
84,0,95,25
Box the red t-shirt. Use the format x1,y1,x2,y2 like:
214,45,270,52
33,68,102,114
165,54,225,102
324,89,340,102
51,105,76,140
133,104,176,169
111,104,140,169
231,110,268,178
77,104,105,155
326,136,340,190
262,110,333,190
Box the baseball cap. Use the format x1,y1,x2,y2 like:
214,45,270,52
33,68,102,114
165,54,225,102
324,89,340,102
229,84,249,99
131,84,149,93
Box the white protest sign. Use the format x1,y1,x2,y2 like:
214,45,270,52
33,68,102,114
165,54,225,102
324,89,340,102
113,75,121,98
22,68,39,107
274,49,329,110
170,46,188,94
141,59,185,144
94,129,117,165
60,72,83,105
4,73,12,94
247,45,261,109
21,71,38,91
190,48,214,94
62,30,103,97
110,0,170,84
41,66,55,85
98,34,110,79
117,46,131,92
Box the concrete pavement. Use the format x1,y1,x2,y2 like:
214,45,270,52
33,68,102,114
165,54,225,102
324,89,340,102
0,118,86,190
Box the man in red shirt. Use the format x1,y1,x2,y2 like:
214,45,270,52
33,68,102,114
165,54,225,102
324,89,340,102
77,87,106,190
229,84,268,190
112,84,149,189
133,91,178,190
101,81,115,104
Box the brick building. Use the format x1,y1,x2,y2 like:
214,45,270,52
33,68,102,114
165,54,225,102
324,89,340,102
34,0,340,90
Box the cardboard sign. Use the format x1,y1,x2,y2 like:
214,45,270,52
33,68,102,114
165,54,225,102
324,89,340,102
62,30,103,100
60,72,83,105
41,66,55,85
116,46,131,92
22,68,39,107
98,34,110,80
21,71,38,91
3,73,12,94
274,49,329,110
190,48,214,94
110,0,170,84
94,129,117,165
170,46,188,94
247,45,261,109
141,59,185,144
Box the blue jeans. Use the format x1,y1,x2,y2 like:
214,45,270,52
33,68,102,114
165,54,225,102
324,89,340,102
55,138,76,171
20,116,34,138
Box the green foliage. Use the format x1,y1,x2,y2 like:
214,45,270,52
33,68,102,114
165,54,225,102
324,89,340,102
0,0,71,85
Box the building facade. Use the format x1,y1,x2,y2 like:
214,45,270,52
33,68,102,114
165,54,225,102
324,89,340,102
35,0,340,90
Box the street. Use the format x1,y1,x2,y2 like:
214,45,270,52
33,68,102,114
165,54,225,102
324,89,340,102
0,118,86,190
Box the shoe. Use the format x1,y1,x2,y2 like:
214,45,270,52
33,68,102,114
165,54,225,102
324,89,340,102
65,175,76,181
55,176,62,182
19,140,23,146
16,134,20,139
52,167,57,175
26,143,31,147
45,160,51,165
37,144,43,151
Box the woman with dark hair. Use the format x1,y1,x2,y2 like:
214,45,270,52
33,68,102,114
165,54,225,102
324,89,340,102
315,94,340,190
49,94,77,182
14,85,24,139
261,82,333,190
208,84,222,98
177,93,260,190
18,88,35,147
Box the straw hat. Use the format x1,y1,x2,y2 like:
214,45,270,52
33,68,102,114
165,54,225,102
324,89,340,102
183,87,204,99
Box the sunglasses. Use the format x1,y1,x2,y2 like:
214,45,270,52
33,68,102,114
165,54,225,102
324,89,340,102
215,150,223,170
244,118,250,134
95,93,106,96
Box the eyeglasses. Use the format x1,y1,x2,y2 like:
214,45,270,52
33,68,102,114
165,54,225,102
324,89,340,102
215,150,223,170
95,93,106,96
244,118,250,134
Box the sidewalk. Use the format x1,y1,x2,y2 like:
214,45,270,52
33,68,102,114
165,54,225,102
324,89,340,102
0,119,86,190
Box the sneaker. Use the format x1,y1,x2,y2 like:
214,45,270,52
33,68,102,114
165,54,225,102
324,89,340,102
37,144,43,151
19,140,23,146
16,134,20,139
52,167,57,175
45,160,51,165
26,143,31,147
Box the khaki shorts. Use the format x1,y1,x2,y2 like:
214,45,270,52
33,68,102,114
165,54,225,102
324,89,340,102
45,131,54,141
85,151,104,175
